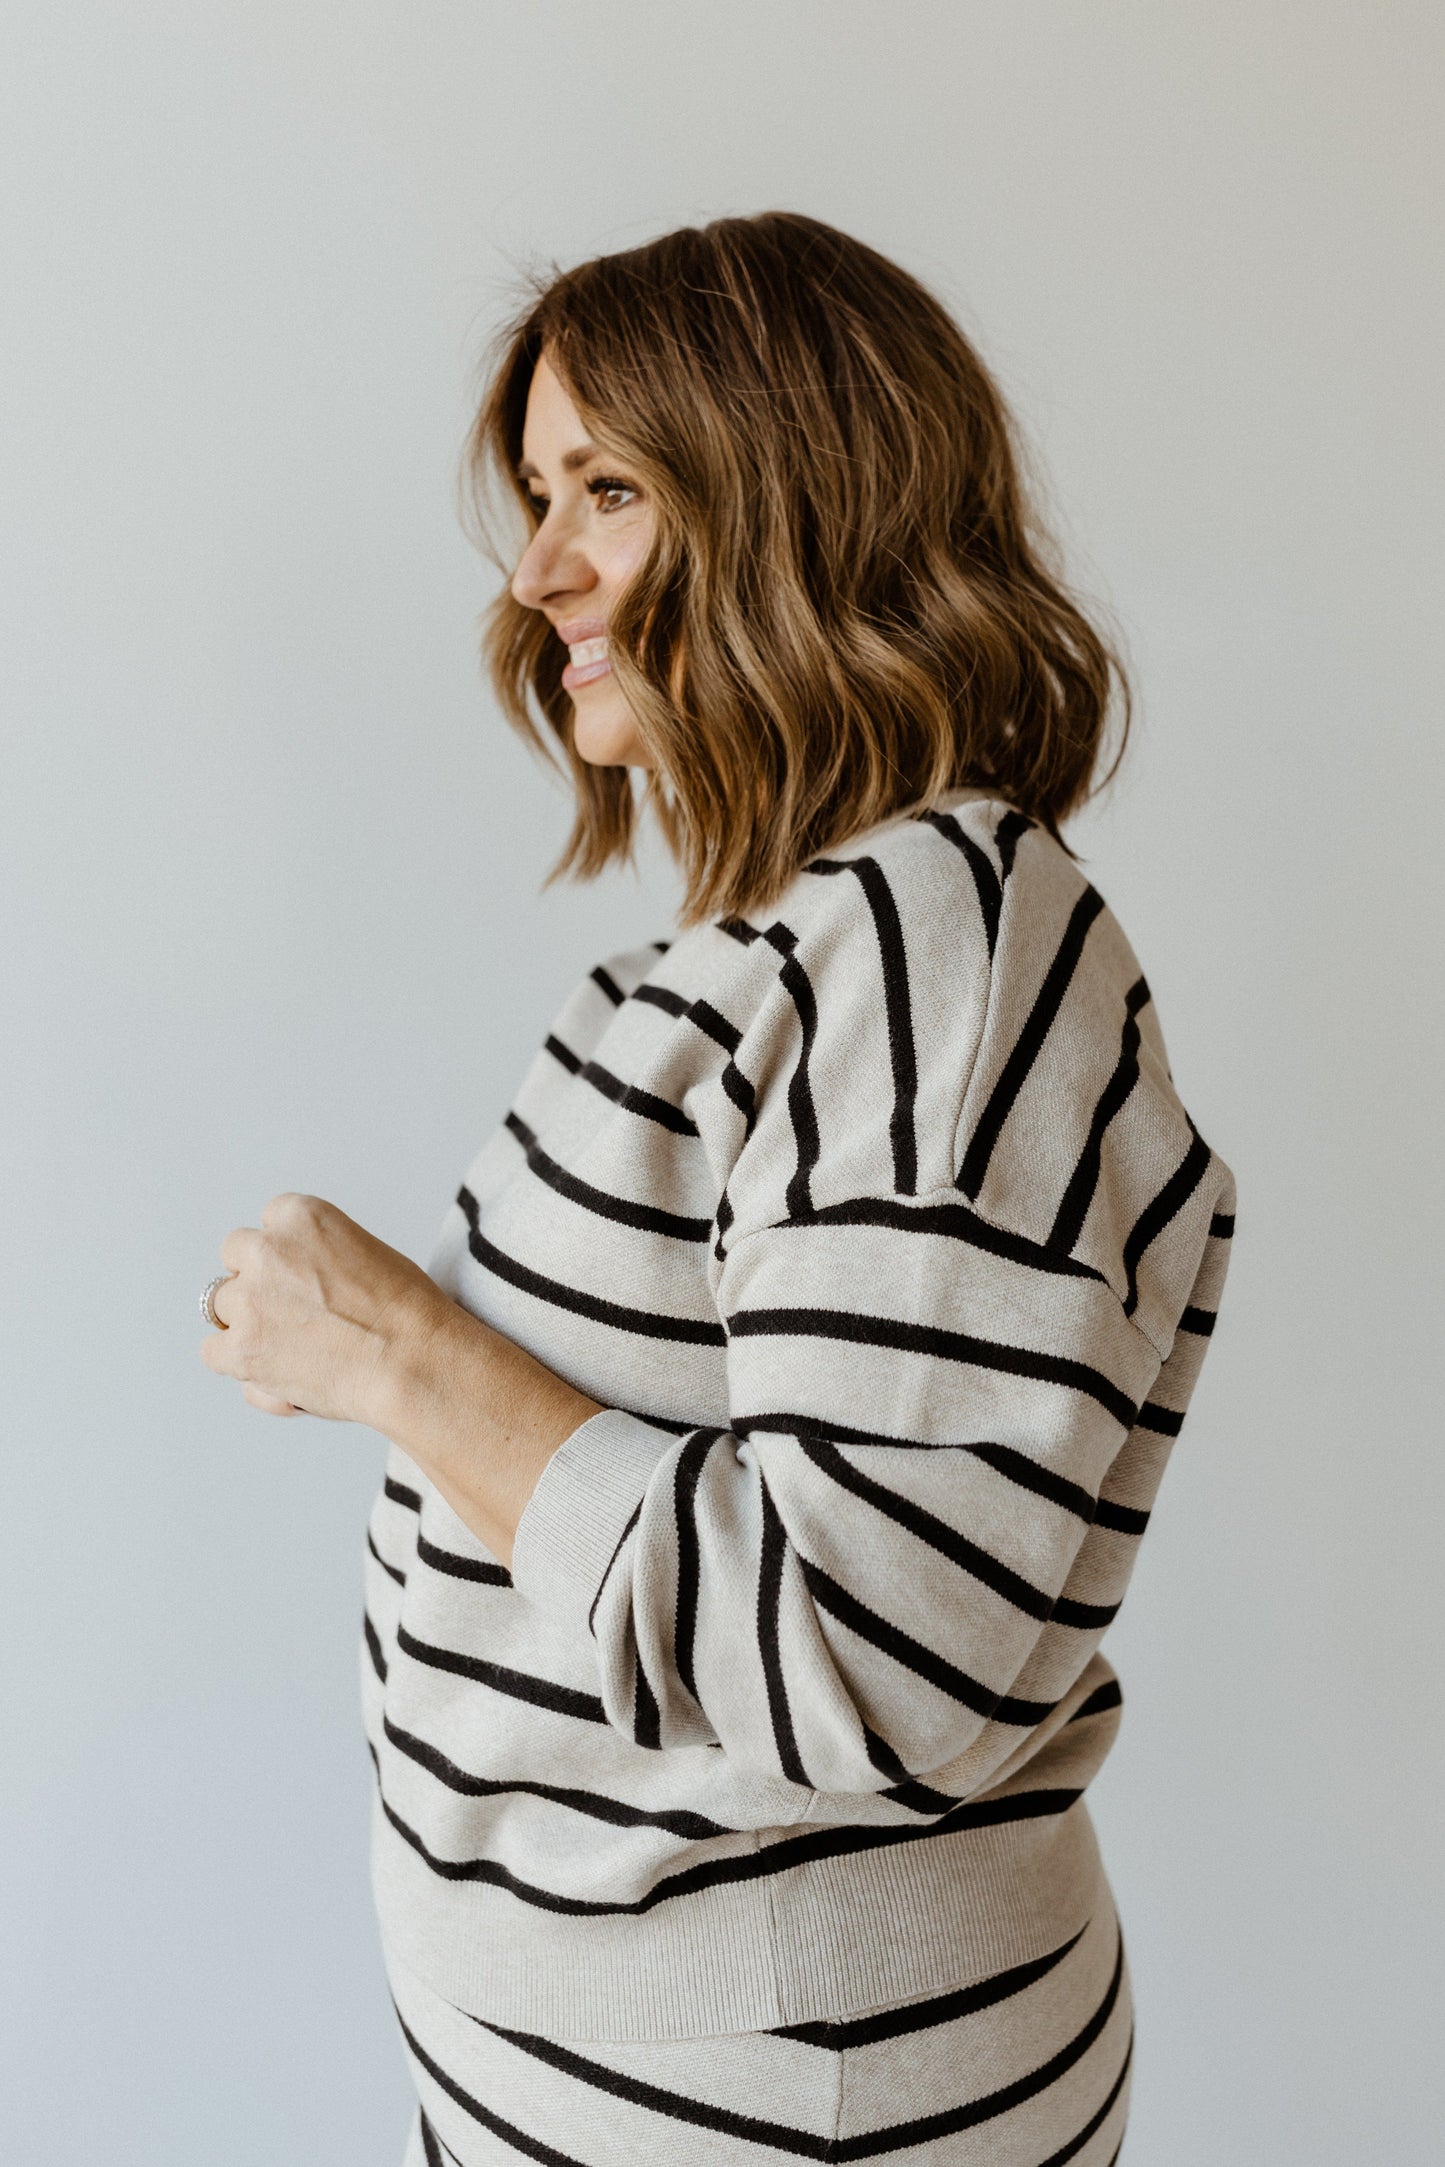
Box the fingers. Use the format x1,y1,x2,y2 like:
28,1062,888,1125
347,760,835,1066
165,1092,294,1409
199,1326,234,1374
220,1193,331,1273
200,1194,358,1421
207,1271,238,1329
218,1225,262,1275
198,1332,302,1413
243,1382,303,1416
261,1191,327,1231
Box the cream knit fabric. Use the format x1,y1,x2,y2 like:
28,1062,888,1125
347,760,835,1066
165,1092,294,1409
363,790,1233,2040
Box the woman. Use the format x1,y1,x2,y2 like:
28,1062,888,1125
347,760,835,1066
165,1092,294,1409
201,213,1233,2165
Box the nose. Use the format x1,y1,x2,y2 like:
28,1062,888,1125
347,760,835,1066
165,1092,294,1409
510,520,598,614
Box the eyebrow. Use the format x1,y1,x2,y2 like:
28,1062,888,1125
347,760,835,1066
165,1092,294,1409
515,444,601,481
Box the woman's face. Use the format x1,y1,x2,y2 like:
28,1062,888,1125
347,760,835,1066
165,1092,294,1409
511,354,656,769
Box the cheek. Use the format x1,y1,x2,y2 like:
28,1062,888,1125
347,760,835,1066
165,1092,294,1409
597,517,653,593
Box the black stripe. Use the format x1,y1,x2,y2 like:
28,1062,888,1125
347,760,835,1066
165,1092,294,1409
543,1032,581,1076
394,2007,590,2167
611,1405,698,1438
579,1057,699,1136
382,1714,730,1834
958,885,1105,1199
719,1058,758,1132
672,1430,721,1706
712,1184,734,1263
963,1439,1099,1522
719,913,820,1201
504,1110,711,1241
1132,1401,1183,1436
879,1777,963,1816
363,1610,388,1683
863,1725,1068,1826
1210,1209,1235,1238
728,1304,1137,1430
634,981,742,1053
1034,2031,1134,2167
733,1415,1100,1523
861,1725,963,1815
472,2021,838,2158
994,807,1033,882
778,949,822,1216
384,1476,422,1512
809,855,919,1193
416,1530,511,1587
1068,1677,1124,1723
635,986,758,1132
919,808,1003,957
587,1497,642,1636
416,2109,449,2167
395,1623,607,1725
1179,1304,1216,1336
376,1772,1078,1913
1092,1497,1149,1535
690,996,743,1053
633,1649,662,1750
1121,1125,1212,1317
458,1187,726,1346
1047,976,1152,1256
775,1923,1085,2047
758,1486,810,1785
1049,1589,1121,1630
800,1557,1056,1726
546,1031,699,1133
633,979,687,1019
828,1925,1126,2157
782,1193,1105,1282
792,1433,1060,1621
589,964,625,1006
475,1926,1124,2159
366,1528,406,1587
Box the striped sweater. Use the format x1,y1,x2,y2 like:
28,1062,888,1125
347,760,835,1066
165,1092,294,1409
363,788,1234,2040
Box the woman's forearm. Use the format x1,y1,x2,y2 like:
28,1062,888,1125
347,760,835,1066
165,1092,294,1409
375,1297,603,1570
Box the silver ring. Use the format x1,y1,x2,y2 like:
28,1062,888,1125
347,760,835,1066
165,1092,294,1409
200,1273,234,1329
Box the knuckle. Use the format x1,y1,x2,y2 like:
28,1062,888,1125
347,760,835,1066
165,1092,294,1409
219,1227,258,1272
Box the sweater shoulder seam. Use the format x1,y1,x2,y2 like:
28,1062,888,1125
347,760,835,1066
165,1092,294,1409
720,1183,1168,1366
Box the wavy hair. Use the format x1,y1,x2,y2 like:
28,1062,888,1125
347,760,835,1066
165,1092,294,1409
467,212,1129,925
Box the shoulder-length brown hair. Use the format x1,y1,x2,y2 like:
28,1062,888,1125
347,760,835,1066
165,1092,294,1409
468,212,1128,926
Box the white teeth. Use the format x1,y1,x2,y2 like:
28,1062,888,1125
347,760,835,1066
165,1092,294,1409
568,637,609,666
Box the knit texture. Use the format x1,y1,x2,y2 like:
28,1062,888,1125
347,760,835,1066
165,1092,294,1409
363,790,1233,2039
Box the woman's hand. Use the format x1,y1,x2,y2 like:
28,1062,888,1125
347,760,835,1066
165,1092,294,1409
200,1191,603,1566
200,1192,450,1428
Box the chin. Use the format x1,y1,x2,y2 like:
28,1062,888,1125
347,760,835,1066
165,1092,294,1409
571,689,650,768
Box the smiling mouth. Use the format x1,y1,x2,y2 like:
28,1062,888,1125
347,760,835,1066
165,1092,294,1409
562,635,611,691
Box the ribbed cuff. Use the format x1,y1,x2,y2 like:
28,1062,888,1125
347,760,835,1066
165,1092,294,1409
509,1407,676,1626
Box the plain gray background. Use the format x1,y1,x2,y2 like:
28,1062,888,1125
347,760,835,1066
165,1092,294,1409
3,3,1441,2160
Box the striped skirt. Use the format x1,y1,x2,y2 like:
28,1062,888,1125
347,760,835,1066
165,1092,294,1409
391,1900,1132,2166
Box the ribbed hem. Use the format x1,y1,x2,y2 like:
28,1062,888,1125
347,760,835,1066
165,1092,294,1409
509,1407,674,1629
372,1798,1106,2041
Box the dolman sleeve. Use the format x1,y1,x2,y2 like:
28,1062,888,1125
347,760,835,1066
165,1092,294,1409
509,850,1230,1805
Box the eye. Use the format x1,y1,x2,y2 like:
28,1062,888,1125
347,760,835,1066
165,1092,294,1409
525,490,549,522
588,476,639,513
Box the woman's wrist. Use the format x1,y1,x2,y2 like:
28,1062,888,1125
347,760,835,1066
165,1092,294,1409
372,1287,602,1565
